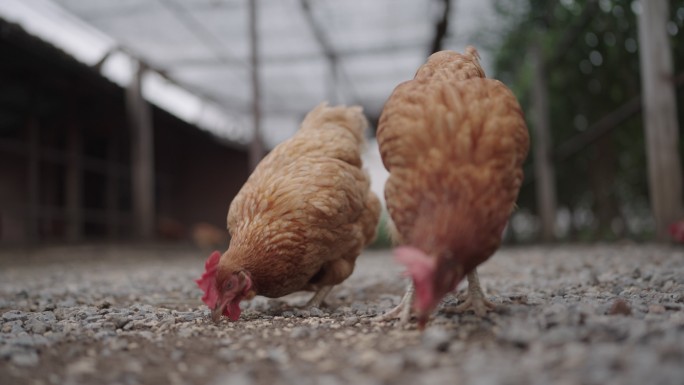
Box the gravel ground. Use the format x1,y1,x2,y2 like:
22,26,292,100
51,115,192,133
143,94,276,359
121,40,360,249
1,243,683,385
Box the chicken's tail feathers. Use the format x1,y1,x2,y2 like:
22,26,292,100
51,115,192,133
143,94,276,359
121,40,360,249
415,46,485,82
464,45,480,61
464,45,484,73
301,102,369,146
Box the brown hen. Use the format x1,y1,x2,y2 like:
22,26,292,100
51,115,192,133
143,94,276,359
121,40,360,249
375,47,529,327
197,103,381,322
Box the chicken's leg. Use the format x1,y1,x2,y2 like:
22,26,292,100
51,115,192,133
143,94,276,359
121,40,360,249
455,269,495,316
372,282,414,324
306,285,333,308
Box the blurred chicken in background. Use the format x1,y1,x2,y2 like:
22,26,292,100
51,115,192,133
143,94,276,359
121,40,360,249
192,222,227,250
157,217,186,241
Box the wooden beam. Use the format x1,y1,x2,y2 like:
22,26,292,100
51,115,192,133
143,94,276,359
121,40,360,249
301,0,340,104
637,0,683,240
65,121,83,242
126,62,156,239
554,73,684,163
529,41,557,242
164,42,426,68
92,45,120,72
429,0,451,55
0,137,129,176
327,59,340,104
158,0,244,67
523,73,684,187
26,118,39,242
106,125,120,240
248,0,265,171
555,96,641,163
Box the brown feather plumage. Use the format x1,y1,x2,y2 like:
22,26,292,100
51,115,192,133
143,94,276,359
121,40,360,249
219,103,381,298
378,46,529,288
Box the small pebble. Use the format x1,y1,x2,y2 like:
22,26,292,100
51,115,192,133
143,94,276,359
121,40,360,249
608,299,632,316
267,347,289,364
310,307,324,317
2,310,27,322
170,349,184,361
26,319,49,334
422,327,451,352
290,326,309,339
648,304,666,314
217,348,239,362
2,320,25,334
11,351,40,367
343,316,359,327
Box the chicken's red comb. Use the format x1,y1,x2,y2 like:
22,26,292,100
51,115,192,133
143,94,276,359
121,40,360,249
195,251,221,308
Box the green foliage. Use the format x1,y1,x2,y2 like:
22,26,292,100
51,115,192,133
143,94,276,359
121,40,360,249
492,0,684,240
368,211,393,249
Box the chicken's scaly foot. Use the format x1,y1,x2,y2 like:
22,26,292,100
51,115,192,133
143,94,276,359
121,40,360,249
455,270,495,316
372,283,414,324
306,285,333,308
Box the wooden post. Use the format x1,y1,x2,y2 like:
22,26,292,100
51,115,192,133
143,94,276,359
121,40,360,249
637,0,683,240
530,42,557,241
248,0,264,172
65,122,83,242
106,125,120,239
126,61,156,240
26,118,39,242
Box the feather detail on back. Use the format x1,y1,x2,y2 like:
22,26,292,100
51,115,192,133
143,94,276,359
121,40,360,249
377,47,529,266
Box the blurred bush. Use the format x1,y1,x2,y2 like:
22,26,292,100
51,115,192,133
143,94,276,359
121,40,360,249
368,211,393,249
489,0,684,242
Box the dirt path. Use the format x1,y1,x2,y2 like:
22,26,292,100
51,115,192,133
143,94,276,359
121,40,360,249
1,244,683,385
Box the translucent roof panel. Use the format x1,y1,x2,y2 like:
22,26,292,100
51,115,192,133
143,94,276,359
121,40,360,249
31,0,498,147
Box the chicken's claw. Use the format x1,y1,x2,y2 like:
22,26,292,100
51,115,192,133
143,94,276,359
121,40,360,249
455,270,496,317
455,293,496,317
372,283,414,324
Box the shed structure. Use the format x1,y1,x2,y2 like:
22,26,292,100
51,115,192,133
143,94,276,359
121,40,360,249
0,18,248,243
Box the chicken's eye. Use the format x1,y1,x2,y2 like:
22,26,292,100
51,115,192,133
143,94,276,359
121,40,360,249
225,281,234,290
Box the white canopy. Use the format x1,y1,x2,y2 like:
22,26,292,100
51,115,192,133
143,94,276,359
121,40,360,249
0,0,499,148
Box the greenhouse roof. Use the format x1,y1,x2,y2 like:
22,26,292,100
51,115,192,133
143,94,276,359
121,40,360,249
0,0,499,148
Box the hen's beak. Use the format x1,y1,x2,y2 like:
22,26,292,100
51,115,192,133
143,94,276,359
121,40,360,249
212,293,241,323
211,302,226,323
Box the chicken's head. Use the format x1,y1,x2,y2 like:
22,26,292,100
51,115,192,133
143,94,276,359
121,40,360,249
395,246,464,329
195,251,255,322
